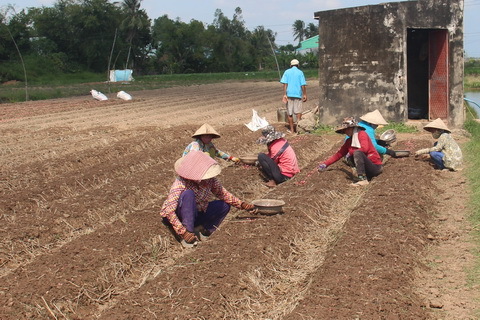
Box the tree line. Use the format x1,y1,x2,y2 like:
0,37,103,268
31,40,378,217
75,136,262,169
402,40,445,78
0,0,319,83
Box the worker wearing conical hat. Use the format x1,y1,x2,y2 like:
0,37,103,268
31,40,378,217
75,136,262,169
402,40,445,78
318,117,383,187
415,118,463,171
358,109,397,158
160,151,256,247
183,123,240,163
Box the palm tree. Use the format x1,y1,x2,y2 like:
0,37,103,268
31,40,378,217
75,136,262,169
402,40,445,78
120,0,145,69
292,19,305,46
305,22,318,39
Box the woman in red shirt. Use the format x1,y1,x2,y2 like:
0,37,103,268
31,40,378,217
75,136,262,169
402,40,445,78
318,117,383,187
257,125,300,188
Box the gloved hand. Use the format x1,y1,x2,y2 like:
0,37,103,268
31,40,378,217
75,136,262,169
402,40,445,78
318,163,327,172
181,231,198,244
415,148,429,156
385,149,396,157
230,156,240,163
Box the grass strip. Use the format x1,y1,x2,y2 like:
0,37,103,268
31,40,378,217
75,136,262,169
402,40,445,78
463,105,480,308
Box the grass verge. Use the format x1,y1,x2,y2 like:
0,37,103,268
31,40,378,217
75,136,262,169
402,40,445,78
463,105,480,302
312,121,418,136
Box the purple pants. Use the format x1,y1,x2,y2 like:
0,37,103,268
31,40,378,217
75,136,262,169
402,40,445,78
176,190,230,234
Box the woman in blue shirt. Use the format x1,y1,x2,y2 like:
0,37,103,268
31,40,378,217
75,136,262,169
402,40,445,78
358,110,396,158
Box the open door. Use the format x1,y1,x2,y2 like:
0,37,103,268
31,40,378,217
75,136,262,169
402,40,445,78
407,29,449,120
428,29,449,120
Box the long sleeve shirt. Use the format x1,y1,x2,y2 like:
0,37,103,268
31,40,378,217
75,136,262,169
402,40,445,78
183,139,231,160
358,121,387,155
324,130,382,167
159,177,243,235
416,133,463,170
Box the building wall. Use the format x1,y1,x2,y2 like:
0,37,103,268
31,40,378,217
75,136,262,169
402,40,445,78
314,0,464,127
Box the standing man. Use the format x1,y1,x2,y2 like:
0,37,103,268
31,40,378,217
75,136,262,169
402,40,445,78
280,59,307,133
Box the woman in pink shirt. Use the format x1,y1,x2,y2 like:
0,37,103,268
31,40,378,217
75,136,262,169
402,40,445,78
257,125,300,188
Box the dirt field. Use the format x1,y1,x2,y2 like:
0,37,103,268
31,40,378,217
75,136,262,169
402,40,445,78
0,81,478,319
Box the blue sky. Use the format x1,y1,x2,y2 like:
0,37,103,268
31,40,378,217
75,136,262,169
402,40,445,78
5,0,480,57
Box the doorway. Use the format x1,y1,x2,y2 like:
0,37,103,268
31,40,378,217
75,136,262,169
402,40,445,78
407,28,449,120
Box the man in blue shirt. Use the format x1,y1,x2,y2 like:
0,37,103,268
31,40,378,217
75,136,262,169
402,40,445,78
280,59,307,133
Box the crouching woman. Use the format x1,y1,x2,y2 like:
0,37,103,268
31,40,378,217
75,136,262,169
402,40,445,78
414,118,463,171
160,151,255,247
317,117,383,186
257,125,300,188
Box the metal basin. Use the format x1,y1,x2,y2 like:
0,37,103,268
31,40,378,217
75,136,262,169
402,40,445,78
239,155,257,165
379,129,397,144
252,199,285,215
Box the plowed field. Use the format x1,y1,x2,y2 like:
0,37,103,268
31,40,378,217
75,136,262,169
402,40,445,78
0,81,477,319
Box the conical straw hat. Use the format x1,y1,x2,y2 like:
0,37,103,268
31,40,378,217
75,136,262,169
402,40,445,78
174,150,221,180
192,123,221,139
423,118,450,133
359,109,388,125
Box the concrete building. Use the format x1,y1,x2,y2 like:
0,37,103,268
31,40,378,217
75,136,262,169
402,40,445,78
314,0,464,127
296,35,319,55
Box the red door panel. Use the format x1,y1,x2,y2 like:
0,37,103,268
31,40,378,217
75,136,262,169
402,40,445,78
429,30,449,120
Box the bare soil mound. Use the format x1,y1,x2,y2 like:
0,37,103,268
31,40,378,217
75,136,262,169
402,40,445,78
0,82,477,319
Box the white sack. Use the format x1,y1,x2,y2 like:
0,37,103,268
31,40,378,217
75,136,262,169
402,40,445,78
245,109,269,132
117,91,132,100
90,89,108,101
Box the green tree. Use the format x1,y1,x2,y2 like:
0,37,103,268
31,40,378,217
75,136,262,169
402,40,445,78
0,8,31,61
31,0,124,72
250,26,276,71
119,0,151,70
207,7,254,72
0,6,30,97
152,15,207,74
292,19,305,46
304,22,318,39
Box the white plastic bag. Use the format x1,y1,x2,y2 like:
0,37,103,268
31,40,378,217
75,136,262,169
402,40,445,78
90,89,108,101
245,109,269,131
117,90,132,100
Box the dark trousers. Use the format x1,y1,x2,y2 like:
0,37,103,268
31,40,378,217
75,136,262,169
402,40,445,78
175,190,230,234
352,150,383,179
257,153,290,184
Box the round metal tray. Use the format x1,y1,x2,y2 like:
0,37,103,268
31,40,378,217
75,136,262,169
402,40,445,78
252,199,285,215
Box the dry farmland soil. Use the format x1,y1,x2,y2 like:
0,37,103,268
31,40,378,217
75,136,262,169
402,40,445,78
0,81,478,319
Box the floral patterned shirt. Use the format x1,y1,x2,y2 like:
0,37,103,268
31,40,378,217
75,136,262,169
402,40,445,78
159,176,243,235
418,132,463,170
